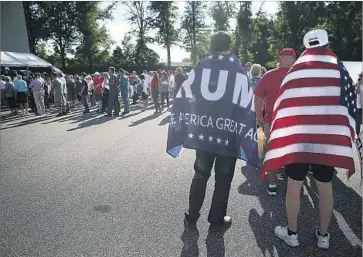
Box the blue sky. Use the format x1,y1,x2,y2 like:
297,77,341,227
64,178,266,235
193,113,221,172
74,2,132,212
99,1,280,63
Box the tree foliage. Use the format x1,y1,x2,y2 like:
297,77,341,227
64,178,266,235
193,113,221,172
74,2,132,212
149,1,178,67
181,1,208,65
210,2,236,32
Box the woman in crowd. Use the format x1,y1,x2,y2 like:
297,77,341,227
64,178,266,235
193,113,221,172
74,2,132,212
4,76,17,115
101,72,110,114
160,71,170,111
249,64,262,92
139,74,149,111
174,67,186,98
13,75,28,115
150,71,161,114
86,75,95,107
66,75,77,109
95,74,103,113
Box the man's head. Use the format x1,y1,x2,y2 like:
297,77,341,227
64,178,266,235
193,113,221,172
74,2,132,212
119,69,125,76
303,29,329,49
210,31,232,54
81,72,87,80
245,62,252,72
279,48,296,68
109,67,115,74
51,72,57,79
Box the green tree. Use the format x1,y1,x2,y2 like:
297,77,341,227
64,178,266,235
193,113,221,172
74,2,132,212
42,2,80,68
325,1,362,61
110,46,124,68
250,12,273,65
74,2,115,71
149,1,178,68
181,1,208,65
124,2,153,69
23,2,51,54
210,2,236,32
235,2,253,62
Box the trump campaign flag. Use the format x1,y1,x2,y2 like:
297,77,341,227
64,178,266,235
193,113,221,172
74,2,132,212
262,47,358,177
166,53,259,168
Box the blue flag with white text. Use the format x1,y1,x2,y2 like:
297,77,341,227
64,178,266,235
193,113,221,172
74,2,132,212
166,53,259,168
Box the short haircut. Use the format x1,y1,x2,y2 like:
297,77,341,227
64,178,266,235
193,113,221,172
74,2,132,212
140,74,145,80
210,31,231,52
250,64,262,77
109,67,115,72
81,72,87,77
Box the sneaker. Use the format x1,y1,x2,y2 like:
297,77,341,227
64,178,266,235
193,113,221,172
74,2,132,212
267,184,277,196
274,226,299,247
315,229,330,249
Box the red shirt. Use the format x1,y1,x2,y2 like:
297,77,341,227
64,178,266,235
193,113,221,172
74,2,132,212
93,76,102,86
151,77,159,90
255,67,290,124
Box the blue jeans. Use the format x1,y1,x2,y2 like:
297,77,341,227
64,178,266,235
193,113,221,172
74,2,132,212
121,92,129,112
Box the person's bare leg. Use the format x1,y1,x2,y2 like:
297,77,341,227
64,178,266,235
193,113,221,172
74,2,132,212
315,180,333,235
268,171,277,185
286,178,304,232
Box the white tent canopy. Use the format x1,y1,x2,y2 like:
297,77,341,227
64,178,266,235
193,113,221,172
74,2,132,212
0,51,52,67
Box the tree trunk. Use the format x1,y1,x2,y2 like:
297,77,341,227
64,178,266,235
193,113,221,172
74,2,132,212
167,44,171,68
59,40,66,69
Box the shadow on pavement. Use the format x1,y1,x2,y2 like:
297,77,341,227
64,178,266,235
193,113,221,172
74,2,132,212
180,222,229,257
67,115,118,131
158,114,171,126
0,114,55,130
128,113,159,127
239,164,362,257
181,224,200,257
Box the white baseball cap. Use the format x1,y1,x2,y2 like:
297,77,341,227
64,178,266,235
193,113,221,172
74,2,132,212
303,29,329,49
94,72,100,76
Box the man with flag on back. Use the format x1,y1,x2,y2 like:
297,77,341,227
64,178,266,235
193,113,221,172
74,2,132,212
255,48,297,196
261,29,358,249
166,31,259,228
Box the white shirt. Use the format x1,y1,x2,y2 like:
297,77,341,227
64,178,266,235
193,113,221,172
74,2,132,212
141,79,148,94
102,79,109,90
169,75,175,90
88,80,94,91
0,80,5,90
144,73,151,87
60,76,67,94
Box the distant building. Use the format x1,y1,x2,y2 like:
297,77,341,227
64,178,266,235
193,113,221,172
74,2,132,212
1,2,29,53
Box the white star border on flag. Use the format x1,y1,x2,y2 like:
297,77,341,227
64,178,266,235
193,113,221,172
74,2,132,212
188,134,230,146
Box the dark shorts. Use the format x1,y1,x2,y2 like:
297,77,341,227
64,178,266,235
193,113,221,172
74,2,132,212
17,92,28,104
285,163,335,182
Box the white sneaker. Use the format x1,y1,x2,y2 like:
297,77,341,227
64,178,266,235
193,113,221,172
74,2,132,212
315,229,330,249
274,226,299,247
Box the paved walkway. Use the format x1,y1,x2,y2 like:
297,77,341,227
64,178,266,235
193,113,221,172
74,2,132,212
0,104,361,257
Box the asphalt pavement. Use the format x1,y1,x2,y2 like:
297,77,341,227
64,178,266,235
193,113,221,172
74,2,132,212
0,103,362,257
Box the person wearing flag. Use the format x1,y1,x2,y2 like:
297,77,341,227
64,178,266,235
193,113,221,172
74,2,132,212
255,48,297,196
262,29,357,249
167,31,259,228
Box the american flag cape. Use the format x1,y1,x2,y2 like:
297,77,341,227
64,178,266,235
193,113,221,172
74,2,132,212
262,47,358,177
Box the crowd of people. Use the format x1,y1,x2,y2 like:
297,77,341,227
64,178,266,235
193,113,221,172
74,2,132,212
0,67,191,118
